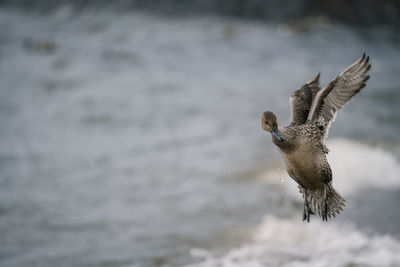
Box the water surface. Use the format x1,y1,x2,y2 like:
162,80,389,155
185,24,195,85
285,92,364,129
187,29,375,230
0,9,400,267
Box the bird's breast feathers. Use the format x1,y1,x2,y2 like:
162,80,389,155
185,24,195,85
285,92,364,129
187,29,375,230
279,142,325,189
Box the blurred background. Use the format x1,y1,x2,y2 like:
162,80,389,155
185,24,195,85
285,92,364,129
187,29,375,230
0,1,400,267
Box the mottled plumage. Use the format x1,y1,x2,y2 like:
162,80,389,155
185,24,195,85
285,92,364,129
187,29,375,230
308,53,371,139
289,73,320,126
261,54,371,222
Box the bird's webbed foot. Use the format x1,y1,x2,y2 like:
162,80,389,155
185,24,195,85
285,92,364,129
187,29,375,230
322,184,329,222
302,189,314,223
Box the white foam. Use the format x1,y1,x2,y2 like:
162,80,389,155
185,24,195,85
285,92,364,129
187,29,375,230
259,138,400,198
186,139,400,267
326,138,400,195
187,216,400,267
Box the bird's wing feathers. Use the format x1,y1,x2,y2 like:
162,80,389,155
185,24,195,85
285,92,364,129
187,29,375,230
305,72,321,99
289,73,320,125
307,54,371,139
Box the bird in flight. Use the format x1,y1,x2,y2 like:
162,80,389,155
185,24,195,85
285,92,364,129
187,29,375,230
261,54,371,222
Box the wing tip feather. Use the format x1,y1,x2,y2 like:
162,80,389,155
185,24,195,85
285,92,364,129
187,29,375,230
359,53,366,63
307,72,320,85
365,63,371,72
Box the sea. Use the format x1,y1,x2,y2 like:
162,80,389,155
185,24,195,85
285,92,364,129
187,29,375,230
0,7,400,267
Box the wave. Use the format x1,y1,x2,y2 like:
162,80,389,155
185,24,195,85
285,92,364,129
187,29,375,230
187,215,400,267
260,138,400,199
186,140,400,266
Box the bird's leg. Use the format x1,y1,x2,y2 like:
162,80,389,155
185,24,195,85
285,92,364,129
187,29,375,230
302,188,313,223
322,184,329,221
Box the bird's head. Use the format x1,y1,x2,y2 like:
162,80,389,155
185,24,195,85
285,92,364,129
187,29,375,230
261,111,284,142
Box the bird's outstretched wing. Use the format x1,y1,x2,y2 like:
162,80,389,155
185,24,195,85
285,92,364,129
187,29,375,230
307,53,371,139
289,73,320,125
306,72,321,99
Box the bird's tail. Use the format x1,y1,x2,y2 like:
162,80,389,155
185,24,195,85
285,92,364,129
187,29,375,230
299,183,346,219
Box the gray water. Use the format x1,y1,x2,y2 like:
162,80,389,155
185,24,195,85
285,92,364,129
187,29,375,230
0,9,400,267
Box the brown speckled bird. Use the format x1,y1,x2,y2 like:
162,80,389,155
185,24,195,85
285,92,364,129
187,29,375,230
261,54,371,222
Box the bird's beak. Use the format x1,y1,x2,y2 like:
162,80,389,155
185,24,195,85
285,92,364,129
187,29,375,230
272,126,284,142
